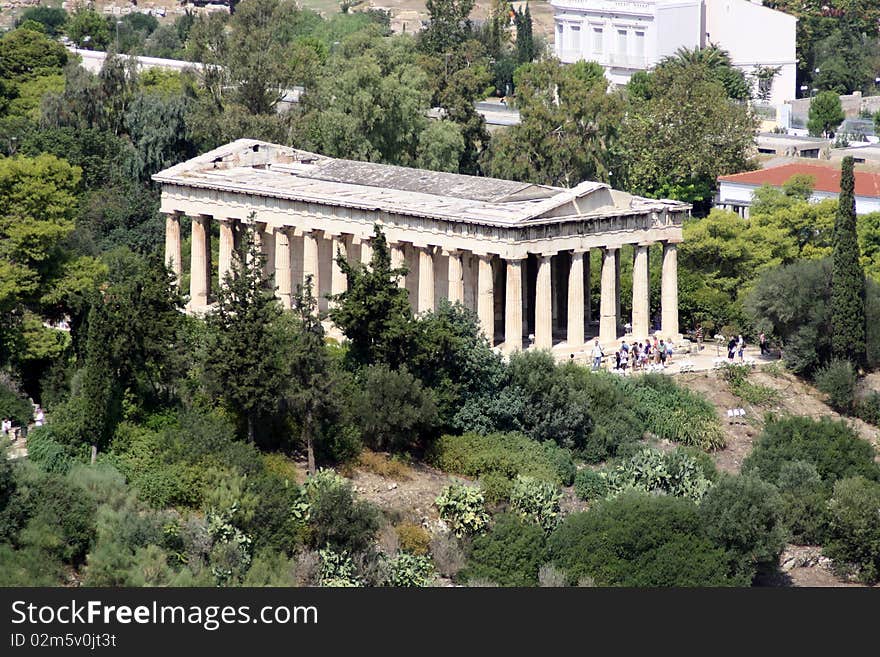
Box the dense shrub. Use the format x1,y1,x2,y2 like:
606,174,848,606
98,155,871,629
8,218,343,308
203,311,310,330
428,432,575,487
565,369,646,462
624,375,726,450
719,363,780,406
574,468,608,502
354,365,439,452
462,514,547,587
824,476,880,583
25,426,77,474
775,461,830,545
698,475,786,581
509,476,562,532
854,391,880,425
814,359,857,413
548,492,741,586
743,416,880,487
507,351,593,451
435,484,490,537
304,470,380,553
244,473,304,555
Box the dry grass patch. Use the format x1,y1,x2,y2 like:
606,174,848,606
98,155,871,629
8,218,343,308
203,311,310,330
352,450,414,481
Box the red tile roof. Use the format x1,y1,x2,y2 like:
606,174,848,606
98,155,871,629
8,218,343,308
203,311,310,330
718,163,880,198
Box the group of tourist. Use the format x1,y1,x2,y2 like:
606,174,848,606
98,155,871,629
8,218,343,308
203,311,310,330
1,404,44,443
727,334,747,361
590,336,674,372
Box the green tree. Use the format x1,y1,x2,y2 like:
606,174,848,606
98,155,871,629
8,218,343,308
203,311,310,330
16,7,68,36
830,156,866,366
285,276,336,474
514,5,535,64
620,63,757,208
420,0,475,55
807,91,845,137
202,223,289,443
486,59,622,187
657,44,750,100
297,33,432,167
0,27,68,84
328,224,414,369
66,9,111,50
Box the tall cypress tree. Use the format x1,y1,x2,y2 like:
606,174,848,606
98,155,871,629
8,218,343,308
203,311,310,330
831,156,867,366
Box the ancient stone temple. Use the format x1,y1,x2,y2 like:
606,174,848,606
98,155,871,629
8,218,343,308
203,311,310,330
153,139,687,353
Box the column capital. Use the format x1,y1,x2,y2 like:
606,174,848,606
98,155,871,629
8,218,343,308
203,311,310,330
664,238,683,245
217,217,236,225
571,247,590,255
637,241,653,248
603,245,619,253
504,254,527,262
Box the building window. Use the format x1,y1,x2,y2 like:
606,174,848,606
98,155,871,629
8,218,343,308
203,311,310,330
592,27,603,55
570,25,581,52
634,30,645,59
617,29,627,56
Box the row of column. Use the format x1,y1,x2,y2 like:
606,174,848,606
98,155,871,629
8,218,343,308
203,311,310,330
164,212,679,351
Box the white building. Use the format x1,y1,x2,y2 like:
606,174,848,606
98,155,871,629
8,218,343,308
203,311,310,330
551,0,797,105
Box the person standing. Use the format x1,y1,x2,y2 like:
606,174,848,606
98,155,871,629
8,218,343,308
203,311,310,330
759,331,767,356
737,334,745,361
34,405,44,427
591,338,604,371
727,337,736,360
695,324,703,351
1,417,10,437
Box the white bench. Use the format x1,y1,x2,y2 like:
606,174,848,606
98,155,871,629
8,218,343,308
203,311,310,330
678,361,695,373
726,408,747,424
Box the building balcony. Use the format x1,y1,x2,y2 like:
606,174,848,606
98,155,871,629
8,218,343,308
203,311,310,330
605,52,648,69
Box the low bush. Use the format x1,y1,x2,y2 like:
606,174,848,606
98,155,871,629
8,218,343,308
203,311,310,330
571,370,647,462
720,363,781,407
435,484,490,537
575,448,713,503
428,432,575,487
355,450,413,480
479,472,513,505
814,359,857,413
574,469,608,502
509,476,562,532
461,514,547,587
824,476,880,583
854,391,880,425
394,522,431,556
386,553,435,587
304,470,380,553
742,416,880,487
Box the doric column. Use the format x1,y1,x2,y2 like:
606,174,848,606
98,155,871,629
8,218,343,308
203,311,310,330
218,218,235,288
360,238,372,266
446,249,464,304
567,250,586,348
615,250,621,330
330,233,348,298
261,225,275,280
504,257,524,353
418,246,435,314
164,212,182,286
535,254,553,349
302,230,320,295
274,227,292,309
190,214,211,309
599,247,619,344
477,254,495,342
391,242,406,289
248,221,264,268
584,249,591,326
661,241,680,338
632,243,650,341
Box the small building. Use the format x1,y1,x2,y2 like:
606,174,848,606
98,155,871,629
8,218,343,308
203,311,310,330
551,0,797,105
716,162,880,216
755,133,830,159
830,143,880,166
